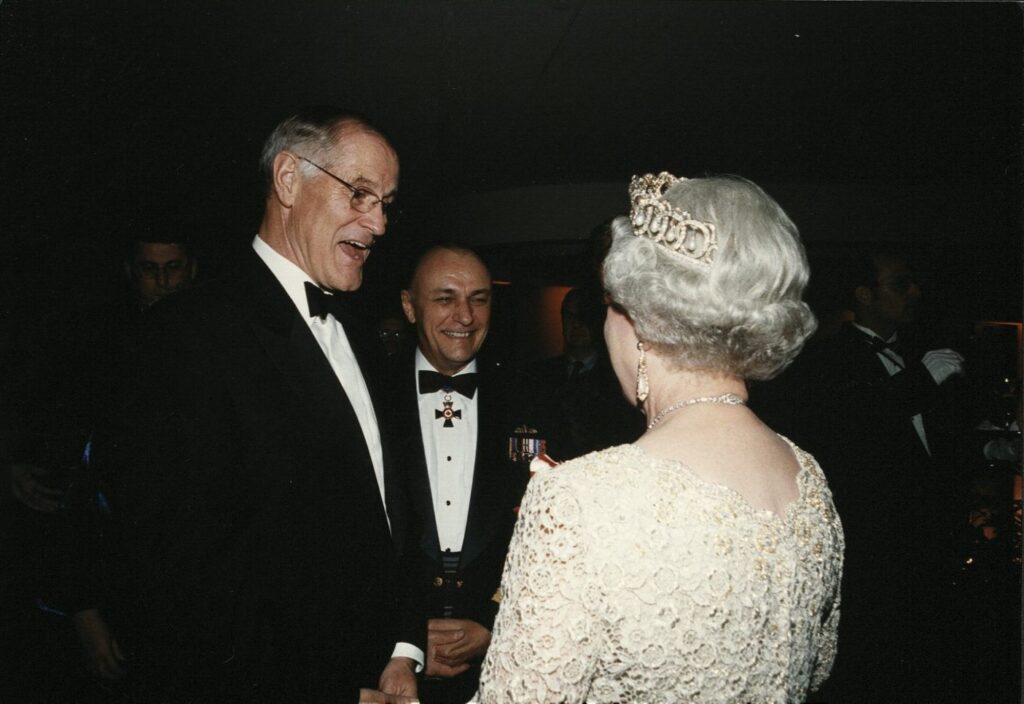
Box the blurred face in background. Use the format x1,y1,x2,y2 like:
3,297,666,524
129,242,196,308
856,253,920,336
561,293,597,359
377,315,409,357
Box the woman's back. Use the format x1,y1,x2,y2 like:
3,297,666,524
637,405,804,517
478,442,843,703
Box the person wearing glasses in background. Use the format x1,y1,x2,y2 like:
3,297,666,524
125,234,198,310
100,108,422,703
1,222,201,703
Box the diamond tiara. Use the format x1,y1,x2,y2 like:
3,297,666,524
629,172,717,268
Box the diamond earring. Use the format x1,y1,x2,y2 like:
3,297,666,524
636,341,649,404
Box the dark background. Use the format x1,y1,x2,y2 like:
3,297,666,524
1,0,1021,331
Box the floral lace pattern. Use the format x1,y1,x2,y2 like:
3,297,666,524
478,442,843,703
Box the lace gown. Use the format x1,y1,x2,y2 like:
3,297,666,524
477,442,843,703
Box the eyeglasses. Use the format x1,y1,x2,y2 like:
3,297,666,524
133,259,188,280
298,156,397,219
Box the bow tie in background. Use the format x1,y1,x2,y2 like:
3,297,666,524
864,335,906,358
304,282,343,321
418,370,478,398
855,328,907,358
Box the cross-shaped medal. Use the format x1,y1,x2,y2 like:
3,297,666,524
435,392,462,428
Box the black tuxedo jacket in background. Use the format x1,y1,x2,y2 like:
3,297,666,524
779,323,958,542
757,321,967,701
100,250,419,703
386,354,555,702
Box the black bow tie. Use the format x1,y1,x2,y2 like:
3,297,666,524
857,330,907,360
304,282,342,321
418,370,478,398
864,334,903,355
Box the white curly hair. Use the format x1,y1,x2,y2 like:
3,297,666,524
603,175,816,380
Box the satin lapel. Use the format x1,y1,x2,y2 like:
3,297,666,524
333,302,385,439
460,368,502,567
843,324,899,384
400,358,442,557
244,258,391,536
332,301,401,527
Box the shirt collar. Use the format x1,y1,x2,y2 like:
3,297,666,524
852,322,898,345
569,352,598,372
253,235,328,320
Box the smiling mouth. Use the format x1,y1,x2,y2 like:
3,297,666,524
443,331,473,338
341,239,372,251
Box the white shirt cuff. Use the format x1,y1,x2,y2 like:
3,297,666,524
391,642,425,672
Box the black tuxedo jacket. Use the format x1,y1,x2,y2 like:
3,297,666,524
768,322,964,607
102,250,418,703
755,322,966,699
389,356,537,634
387,354,553,701
774,323,956,541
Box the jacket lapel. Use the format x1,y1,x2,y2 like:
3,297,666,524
459,367,502,567
397,356,442,557
242,254,391,536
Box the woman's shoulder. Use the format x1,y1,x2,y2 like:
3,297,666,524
774,435,831,489
527,444,663,507
539,444,647,481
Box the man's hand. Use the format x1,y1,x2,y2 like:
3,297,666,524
72,609,127,680
357,687,419,703
9,463,64,513
378,656,418,699
426,618,491,677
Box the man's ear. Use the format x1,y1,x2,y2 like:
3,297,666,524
272,151,301,207
187,257,198,281
854,285,874,308
400,290,416,324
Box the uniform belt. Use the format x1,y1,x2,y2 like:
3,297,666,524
435,551,462,617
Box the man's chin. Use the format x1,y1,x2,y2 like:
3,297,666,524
439,349,479,371
325,273,363,292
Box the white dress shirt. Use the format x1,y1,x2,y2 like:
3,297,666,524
253,236,424,669
253,236,388,508
852,322,930,455
415,349,479,552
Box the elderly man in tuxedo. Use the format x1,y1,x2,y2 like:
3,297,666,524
391,244,554,703
104,107,421,704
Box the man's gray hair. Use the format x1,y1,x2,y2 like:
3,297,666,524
603,175,816,380
258,107,384,195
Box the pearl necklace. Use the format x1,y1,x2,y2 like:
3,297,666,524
646,392,746,430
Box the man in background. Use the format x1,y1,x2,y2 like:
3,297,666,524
769,248,967,701
392,243,556,702
125,234,197,310
529,287,643,460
